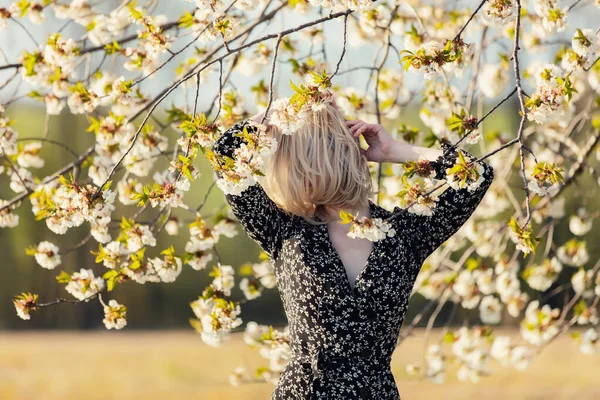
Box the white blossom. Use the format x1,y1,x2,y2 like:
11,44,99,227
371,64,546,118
32,241,61,270
569,207,593,236
479,295,502,324
65,268,105,301
240,278,262,300
102,299,127,329
580,328,598,355
557,239,589,267
520,300,560,345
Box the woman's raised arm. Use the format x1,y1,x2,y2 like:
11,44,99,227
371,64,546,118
392,141,495,267
345,119,494,270
210,117,294,260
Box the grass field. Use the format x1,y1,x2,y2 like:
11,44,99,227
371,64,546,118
0,329,598,400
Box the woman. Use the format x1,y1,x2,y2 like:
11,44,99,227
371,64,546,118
211,98,494,399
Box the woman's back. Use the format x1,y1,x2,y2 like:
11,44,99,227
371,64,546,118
210,118,494,399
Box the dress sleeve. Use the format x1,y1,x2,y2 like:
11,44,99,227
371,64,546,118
393,141,495,267
210,119,293,260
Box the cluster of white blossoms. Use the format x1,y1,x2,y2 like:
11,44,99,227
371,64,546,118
29,177,116,244
490,336,534,371
3,2,45,25
18,32,98,115
237,257,277,300
398,178,440,217
445,152,486,193
560,28,600,71
523,257,563,291
13,293,39,321
189,266,242,347
268,97,309,135
211,264,236,296
140,169,190,209
556,238,589,267
412,264,453,300
452,268,483,308
87,113,169,189
481,0,516,26
491,259,528,319
129,9,172,57
525,63,577,125
423,344,445,383
507,217,539,255
52,0,130,42
149,247,184,283
268,72,335,135
82,8,130,46
212,120,278,196
185,0,260,39
462,219,506,256
102,299,127,330
63,268,106,301
12,2,165,116
338,209,396,242
520,300,560,345
572,29,599,60
394,158,440,216
401,39,474,79
184,215,237,271
358,4,392,38
93,239,185,285
571,268,596,301
120,218,157,252
451,327,494,383
413,325,537,384
527,161,564,197
27,241,62,270
234,322,291,385
348,216,396,241
415,257,529,321
533,0,568,32
189,215,234,263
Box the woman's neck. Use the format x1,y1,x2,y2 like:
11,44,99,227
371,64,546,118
324,199,370,222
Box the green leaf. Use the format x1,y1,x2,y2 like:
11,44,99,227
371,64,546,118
102,270,120,292
55,270,71,283
104,40,121,55
339,210,355,224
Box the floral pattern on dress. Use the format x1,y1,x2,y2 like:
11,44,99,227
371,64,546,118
212,119,495,399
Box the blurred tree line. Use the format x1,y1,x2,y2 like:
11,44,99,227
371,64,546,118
1,106,598,330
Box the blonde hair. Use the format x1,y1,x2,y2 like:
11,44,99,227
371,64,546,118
260,103,376,225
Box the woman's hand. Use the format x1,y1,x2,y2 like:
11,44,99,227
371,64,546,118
345,119,396,163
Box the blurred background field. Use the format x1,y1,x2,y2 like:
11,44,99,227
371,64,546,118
1,328,599,400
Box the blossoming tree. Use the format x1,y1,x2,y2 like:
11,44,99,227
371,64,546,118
2,0,600,387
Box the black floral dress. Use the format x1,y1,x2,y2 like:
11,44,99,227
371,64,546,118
212,119,494,399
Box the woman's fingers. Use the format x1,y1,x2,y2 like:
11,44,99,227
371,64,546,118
349,122,365,136
356,123,377,138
